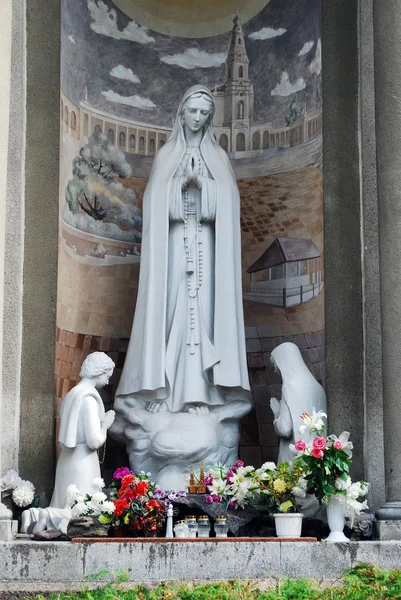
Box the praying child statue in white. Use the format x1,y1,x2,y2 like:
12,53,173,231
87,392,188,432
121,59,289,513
111,85,252,489
21,352,115,534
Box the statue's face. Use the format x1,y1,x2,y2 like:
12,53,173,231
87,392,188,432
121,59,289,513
95,368,113,389
182,96,211,133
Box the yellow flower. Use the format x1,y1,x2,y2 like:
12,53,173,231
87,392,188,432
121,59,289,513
273,478,286,493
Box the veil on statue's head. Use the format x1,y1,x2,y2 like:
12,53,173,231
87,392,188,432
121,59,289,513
169,85,216,149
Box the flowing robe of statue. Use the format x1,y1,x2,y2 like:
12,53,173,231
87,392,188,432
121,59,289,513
111,86,252,489
270,342,327,464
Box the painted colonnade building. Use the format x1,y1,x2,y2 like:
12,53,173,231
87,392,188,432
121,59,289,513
60,89,170,157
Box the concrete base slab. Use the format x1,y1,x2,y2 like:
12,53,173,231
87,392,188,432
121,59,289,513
374,520,401,540
0,520,17,542
1,539,401,589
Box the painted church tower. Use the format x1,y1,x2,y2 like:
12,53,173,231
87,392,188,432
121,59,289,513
212,11,254,153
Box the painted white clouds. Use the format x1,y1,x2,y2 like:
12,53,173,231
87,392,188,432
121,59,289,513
298,41,314,57
110,65,141,84
160,48,226,70
249,27,286,41
68,35,76,45
271,71,306,97
309,39,321,75
88,0,155,44
101,90,156,110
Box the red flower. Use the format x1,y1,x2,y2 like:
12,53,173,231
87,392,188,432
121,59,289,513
113,499,129,517
146,499,162,511
133,481,149,497
118,487,136,501
121,474,136,488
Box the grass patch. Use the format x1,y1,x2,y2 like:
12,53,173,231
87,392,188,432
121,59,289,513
29,564,401,600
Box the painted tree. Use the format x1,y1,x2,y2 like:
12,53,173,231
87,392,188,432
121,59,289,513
285,100,303,127
65,131,141,232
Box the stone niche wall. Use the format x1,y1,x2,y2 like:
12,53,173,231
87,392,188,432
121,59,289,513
56,164,325,478
57,0,323,479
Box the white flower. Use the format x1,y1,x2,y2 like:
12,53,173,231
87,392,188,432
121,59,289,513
100,501,115,515
261,462,276,471
292,486,306,498
0,502,13,519
1,469,23,492
345,498,369,519
234,481,253,507
210,479,227,496
85,500,101,516
92,492,107,504
66,484,80,507
328,431,354,457
71,502,89,517
209,466,226,479
347,481,369,500
92,478,105,490
12,480,35,507
300,408,327,433
335,476,351,491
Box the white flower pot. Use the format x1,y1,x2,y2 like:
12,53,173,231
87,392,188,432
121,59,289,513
274,513,303,538
325,495,349,542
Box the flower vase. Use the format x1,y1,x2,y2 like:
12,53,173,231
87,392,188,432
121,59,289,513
274,513,303,538
325,495,349,542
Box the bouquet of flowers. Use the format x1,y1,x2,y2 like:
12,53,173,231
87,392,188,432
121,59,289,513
0,469,38,509
66,478,115,525
256,461,307,513
110,467,185,536
204,460,260,509
290,409,369,520
204,459,306,513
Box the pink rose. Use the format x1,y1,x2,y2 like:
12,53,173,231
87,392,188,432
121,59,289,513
213,494,221,503
311,448,324,459
204,476,213,485
226,472,234,483
234,460,244,468
228,501,236,510
312,437,327,451
205,495,214,504
295,440,307,452
334,440,343,450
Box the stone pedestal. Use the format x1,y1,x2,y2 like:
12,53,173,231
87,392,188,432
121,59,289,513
373,0,401,536
374,519,401,541
0,519,17,542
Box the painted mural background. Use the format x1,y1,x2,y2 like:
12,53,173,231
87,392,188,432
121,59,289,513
58,0,323,476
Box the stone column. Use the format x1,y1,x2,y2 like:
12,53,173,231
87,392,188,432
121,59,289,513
0,0,13,480
374,0,401,536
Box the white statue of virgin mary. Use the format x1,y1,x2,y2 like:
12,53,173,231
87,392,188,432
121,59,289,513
111,85,252,489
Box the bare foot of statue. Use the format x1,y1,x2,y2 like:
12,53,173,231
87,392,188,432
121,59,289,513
145,400,169,413
184,404,210,415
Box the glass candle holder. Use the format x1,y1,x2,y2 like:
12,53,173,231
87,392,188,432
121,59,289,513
214,516,228,538
185,515,198,538
197,515,210,538
173,520,188,538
